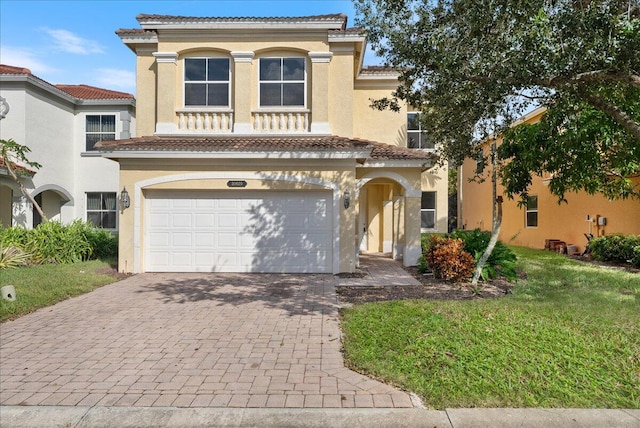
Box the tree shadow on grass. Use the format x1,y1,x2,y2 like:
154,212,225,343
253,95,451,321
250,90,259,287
133,273,338,317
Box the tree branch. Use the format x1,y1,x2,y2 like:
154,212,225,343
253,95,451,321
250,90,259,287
577,88,640,141
550,70,640,89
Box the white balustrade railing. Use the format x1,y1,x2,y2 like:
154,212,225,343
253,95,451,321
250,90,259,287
251,110,310,133
176,109,234,132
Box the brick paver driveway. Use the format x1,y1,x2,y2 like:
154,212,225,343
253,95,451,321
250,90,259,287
0,273,413,408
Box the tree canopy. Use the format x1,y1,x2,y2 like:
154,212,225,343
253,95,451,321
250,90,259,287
355,0,640,201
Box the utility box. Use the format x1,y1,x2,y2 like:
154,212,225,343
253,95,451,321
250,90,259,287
598,217,607,226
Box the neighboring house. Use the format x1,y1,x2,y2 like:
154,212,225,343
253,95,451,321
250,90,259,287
0,64,136,230
459,107,640,253
98,13,448,274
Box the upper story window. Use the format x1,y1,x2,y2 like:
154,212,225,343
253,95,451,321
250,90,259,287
259,57,305,107
407,113,435,150
184,58,230,107
86,115,115,151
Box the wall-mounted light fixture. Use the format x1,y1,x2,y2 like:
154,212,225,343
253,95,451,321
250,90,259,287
343,190,350,209
120,187,130,210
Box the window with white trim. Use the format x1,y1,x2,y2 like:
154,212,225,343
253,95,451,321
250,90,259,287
525,195,538,227
259,57,305,107
421,191,437,229
184,58,230,107
86,192,117,229
86,115,115,151
407,113,435,150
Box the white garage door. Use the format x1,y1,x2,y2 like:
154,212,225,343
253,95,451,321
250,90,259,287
145,190,333,273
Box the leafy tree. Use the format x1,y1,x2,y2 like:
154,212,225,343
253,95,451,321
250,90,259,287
355,0,640,285
0,139,47,222
355,0,640,200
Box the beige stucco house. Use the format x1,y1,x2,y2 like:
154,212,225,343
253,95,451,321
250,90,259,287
99,13,448,274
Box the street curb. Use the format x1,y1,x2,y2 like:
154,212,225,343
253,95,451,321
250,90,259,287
1,406,638,428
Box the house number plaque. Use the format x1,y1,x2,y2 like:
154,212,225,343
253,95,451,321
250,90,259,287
227,180,247,188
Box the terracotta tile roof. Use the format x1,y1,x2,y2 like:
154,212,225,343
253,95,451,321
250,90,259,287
1,64,135,102
96,135,370,152
55,84,134,100
95,135,435,162
0,64,32,75
360,65,398,75
136,13,347,23
0,157,36,176
329,27,366,35
368,142,435,161
115,28,157,36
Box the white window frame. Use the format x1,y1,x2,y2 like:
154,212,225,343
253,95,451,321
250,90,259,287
86,192,118,230
407,112,435,151
258,57,307,108
421,191,437,230
183,57,231,107
85,114,116,151
525,195,538,228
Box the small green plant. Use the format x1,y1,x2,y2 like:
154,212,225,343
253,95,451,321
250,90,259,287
425,235,475,282
0,246,31,269
450,229,518,281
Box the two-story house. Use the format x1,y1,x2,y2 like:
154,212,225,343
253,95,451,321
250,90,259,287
0,65,136,230
99,13,448,274
458,107,640,253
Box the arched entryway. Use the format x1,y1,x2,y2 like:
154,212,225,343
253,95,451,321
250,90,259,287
31,185,73,226
356,170,422,267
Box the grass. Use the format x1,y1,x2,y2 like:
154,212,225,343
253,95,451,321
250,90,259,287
340,246,640,409
0,259,119,322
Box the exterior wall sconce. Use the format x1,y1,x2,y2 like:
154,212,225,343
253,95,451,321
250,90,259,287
343,190,350,209
120,187,131,210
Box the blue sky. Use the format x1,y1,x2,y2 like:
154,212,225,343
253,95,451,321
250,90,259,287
0,0,381,96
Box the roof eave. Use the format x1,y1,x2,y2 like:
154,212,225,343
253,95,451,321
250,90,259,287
98,149,372,160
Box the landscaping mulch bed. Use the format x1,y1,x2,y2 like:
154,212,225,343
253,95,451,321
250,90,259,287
337,266,514,305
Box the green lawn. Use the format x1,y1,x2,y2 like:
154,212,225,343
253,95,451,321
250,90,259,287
0,260,119,322
341,246,640,409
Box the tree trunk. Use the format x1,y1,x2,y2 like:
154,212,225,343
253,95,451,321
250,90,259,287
471,197,503,286
4,159,48,223
471,140,500,287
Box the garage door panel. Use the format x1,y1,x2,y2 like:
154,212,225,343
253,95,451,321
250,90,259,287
218,232,238,247
218,213,238,228
195,233,214,247
195,213,214,227
145,190,332,273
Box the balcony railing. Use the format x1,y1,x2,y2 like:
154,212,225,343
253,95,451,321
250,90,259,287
176,109,234,132
251,109,310,133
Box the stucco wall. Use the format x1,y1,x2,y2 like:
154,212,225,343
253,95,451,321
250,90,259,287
459,110,640,252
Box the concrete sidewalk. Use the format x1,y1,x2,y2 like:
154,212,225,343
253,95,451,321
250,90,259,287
1,406,638,427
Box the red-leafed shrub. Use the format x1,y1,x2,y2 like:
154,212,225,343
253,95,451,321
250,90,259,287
425,235,475,282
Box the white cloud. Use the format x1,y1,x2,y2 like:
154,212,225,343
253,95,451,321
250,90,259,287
43,28,104,55
95,68,136,94
0,46,58,74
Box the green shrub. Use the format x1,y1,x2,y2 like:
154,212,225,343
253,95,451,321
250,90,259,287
82,225,117,259
632,246,640,268
0,221,117,265
590,234,640,267
450,229,518,281
0,226,29,249
425,235,475,282
26,220,92,263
